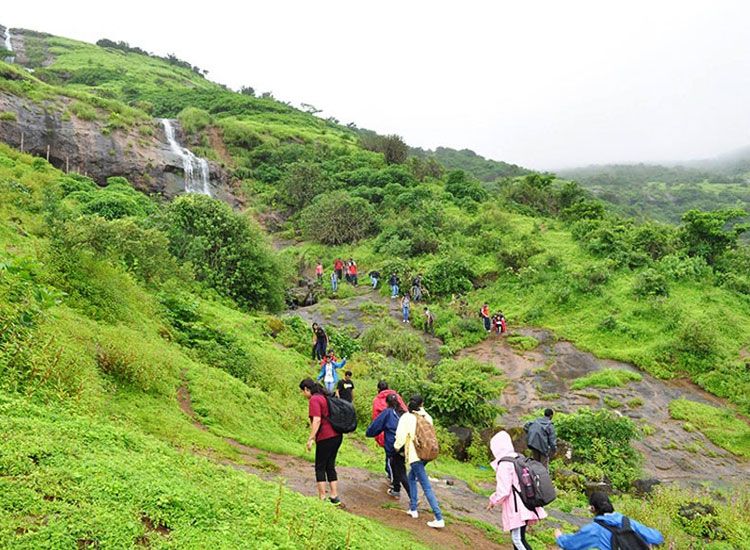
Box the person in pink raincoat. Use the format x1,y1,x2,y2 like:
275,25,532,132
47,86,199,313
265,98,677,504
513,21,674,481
486,430,547,550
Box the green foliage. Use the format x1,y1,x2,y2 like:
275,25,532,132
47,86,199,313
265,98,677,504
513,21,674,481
555,407,641,489
360,132,408,164
445,170,488,203
680,208,749,265
633,268,669,298
410,146,529,181
360,318,426,364
279,161,332,213
570,368,643,390
424,257,475,297
299,191,377,245
177,106,212,134
425,358,503,429
669,399,750,458
161,194,284,311
506,335,539,351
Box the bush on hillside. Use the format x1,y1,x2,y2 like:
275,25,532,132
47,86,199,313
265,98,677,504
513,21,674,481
445,170,488,202
299,191,377,245
423,258,475,297
633,268,669,298
178,107,212,135
279,162,333,213
160,194,284,311
360,318,426,364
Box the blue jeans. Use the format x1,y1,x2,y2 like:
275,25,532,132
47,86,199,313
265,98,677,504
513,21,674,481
402,306,410,322
371,276,378,289
331,278,338,291
391,284,399,297
408,460,442,520
324,380,336,393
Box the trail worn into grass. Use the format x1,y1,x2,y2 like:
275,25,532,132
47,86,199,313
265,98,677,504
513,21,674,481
177,377,514,550
459,328,750,486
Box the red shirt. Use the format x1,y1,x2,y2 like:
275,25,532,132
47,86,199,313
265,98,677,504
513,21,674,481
334,260,343,270
309,394,338,441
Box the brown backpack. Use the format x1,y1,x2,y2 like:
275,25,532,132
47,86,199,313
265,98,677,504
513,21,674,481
413,414,439,462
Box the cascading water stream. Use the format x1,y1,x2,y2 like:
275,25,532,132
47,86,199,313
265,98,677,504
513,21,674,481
3,27,14,63
160,118,211,196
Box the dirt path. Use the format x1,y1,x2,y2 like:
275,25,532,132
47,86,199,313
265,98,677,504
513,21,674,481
177,377,514,549
459,328,750,485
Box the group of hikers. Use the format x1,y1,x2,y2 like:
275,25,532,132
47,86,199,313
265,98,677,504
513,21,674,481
299,373,665,549
322,258,360,291
480,302,508,334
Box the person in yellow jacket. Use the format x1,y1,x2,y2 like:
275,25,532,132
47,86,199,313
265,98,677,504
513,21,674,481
394,395,444,529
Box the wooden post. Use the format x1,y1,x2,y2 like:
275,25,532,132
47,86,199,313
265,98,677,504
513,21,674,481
46,145,50,162
65,156,69,173
20,132,24,152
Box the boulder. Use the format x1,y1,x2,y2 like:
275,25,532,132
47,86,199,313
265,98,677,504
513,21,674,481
448,426,473,461
584,481,613,498
632,478,661,496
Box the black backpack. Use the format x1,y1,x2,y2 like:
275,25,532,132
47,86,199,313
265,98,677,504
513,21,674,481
326,396,357,434
499,455,556,512
594,517,650,550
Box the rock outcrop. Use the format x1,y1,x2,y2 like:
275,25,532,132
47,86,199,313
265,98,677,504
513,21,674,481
0,91,237,204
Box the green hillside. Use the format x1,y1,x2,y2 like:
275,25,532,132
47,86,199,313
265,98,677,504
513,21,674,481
411,145,531,181
2,28,750,548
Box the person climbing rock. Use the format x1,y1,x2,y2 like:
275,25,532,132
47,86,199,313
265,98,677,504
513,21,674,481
336,370,355,403
317,353,346,394
299,378,343,505
554,492,664,550
372,381,407,479
366,393,411,500
487,430,548,549
524,409,557,469
394,395,444,529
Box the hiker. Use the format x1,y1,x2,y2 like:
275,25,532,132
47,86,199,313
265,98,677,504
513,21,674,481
499,311,507,334
394,395,444,529
524,409,557,469
423,307,435,335
311,323,320,360
366,393,412,500
389,272,399,298
317,353,347,394
401,293,411,323
348,259,358,286
315,260,323,282
299,378,343,505
372,381,408,479
554,491,664,550
336,370,355,403
334,258,344,282
330,270,338,292
369,269,381,290
313,324,329,360
411,274,423,302
487,430,548,550
480,303,491,332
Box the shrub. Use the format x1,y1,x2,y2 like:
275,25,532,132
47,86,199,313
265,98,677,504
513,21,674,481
555,407,641,489
69,101,98,121
360,318,426,364
177,107,211,135
279,162,332,213
633,268,669,298
425,358,503,429
445,170,488,202
423,258,475,297
161,194,284,311
299,191,377,245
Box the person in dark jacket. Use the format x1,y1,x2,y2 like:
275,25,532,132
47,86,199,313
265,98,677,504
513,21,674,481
524,408,557,468
369,270,381,289
389,273,399,298
366,393,411,499
554,491,663,549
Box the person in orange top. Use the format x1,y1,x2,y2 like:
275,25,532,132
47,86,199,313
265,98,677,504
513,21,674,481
480,303,491,332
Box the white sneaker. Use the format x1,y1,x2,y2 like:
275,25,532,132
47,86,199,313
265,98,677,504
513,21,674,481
406,509,418,518
427,519,445,529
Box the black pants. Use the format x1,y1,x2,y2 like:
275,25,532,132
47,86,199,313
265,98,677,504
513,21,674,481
314,342,327,360
512,524,532,550
530,448,549,469
388,452,411,497
315,434,342,482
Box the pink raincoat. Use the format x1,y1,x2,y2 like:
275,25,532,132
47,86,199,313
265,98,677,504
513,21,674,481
489,431,547,531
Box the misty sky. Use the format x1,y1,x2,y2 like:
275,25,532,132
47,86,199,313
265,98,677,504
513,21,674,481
4,1,750,169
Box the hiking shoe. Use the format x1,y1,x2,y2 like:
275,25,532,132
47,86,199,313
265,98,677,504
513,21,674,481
406,509,418,518
387,489,400,498
427,519,445,529
329,497,342,506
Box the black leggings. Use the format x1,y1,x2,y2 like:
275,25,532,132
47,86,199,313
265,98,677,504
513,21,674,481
389,452,411,497
315,434,342,482
511,524,532,550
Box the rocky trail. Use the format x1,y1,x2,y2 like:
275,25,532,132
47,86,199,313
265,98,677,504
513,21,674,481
176,376,517,549
458,328,750,486
286,282,749,487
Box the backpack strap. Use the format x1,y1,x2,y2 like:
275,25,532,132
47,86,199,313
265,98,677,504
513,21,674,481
594,519,620,548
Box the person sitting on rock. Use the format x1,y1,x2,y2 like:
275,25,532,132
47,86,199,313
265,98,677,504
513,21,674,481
554,491,663,550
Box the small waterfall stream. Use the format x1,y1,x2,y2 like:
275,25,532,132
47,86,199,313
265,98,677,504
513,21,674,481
3,27,14,63
160,118,212,196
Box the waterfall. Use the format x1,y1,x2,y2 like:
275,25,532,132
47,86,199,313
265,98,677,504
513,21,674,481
3,27,14,63
160,118,212,196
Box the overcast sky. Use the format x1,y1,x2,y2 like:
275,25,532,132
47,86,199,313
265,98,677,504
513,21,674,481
4,1,750,169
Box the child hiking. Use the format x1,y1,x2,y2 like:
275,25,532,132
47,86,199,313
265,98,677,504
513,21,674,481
401,293,411,323
487,430,548,549
299,379,343,505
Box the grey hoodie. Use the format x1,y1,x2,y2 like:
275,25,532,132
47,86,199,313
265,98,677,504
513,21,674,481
524,417,557,456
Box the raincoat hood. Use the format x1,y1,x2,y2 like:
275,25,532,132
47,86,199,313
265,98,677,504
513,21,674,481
490,430,516,471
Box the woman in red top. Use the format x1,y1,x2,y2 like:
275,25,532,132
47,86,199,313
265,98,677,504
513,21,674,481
299,378,343,505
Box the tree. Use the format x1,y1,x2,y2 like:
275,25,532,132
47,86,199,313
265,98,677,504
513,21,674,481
445,170,488,202
680,208,749,265
299,191,377,244
239,86,255,96
360,133,408,164
279,162,331,213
